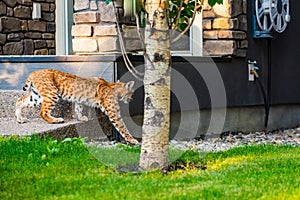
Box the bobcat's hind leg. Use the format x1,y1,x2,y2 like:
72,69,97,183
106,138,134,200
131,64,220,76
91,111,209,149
40,95,64,123
16,93,33,123
75,103,88,121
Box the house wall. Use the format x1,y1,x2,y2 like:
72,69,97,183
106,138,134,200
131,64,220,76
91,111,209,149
0,0,56,55
1,0,299,138
72,0,119,54
71,0,248,57
202,0,248,57
246,0,300,105
116,0,300,136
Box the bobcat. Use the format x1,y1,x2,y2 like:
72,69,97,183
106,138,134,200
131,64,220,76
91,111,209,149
16,69,139,145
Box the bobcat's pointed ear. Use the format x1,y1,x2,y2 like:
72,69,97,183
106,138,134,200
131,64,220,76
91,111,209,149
125,81,134,90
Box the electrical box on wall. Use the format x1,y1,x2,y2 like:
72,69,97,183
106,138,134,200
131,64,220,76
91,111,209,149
252,0,291,39
32,3,41,20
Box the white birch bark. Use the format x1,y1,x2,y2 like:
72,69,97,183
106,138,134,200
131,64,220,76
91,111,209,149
139,0,171,170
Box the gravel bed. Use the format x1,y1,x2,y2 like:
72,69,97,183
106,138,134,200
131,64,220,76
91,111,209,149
86,127,300,152
169,128,300,152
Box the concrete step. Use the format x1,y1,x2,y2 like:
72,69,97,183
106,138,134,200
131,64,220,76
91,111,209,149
0,90,112,141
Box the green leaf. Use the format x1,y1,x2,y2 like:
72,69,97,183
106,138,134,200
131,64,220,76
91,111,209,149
41,154,47,160
62,138,72,143
49,147,59,155
208,0,223,7
178,23,188,32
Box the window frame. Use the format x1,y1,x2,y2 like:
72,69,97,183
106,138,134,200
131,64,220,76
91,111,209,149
172,12,203,56
55,0,73,55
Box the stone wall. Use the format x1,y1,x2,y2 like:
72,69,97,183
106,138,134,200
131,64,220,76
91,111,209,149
72,0,248,57
72,0,119,54
202,0,247,57
0,0,56,55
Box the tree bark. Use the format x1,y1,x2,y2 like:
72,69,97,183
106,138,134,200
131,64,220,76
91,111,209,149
139,0,171,170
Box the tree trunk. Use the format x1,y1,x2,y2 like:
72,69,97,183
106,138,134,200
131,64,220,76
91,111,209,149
139,0,171,170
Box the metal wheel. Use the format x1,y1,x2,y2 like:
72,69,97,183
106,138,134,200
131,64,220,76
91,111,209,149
269,0,290,33
255,0,273,32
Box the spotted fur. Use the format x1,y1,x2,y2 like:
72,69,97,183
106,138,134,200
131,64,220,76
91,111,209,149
16,69,138,144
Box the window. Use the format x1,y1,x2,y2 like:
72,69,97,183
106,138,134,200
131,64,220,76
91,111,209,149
55,0,73,55
171,12,203,56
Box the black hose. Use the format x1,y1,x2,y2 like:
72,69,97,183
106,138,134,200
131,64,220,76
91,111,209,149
252,38,272,129
256,76,269,128
266,39,272,129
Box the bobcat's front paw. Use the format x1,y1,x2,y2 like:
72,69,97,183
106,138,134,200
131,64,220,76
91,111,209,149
50,117,64,124
128,138,139,145
78,115,88,122
17,117,28,124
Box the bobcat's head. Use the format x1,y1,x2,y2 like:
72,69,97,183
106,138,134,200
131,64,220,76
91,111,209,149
118,81,135,104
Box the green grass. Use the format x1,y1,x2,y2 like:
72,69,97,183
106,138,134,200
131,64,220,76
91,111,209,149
1,135,300,200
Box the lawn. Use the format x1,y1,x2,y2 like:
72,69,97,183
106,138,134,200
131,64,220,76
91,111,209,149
1,135,300,200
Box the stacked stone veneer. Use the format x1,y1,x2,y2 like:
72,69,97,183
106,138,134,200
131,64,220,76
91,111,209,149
72,0,248,57
72,0,120,54
0,0,56,55
202,0,247,57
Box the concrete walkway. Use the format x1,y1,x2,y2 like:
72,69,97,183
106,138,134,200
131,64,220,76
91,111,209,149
0,118,79,137
0,90,110,140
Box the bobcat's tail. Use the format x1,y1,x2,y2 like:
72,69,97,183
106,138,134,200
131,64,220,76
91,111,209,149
22,75,32,91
